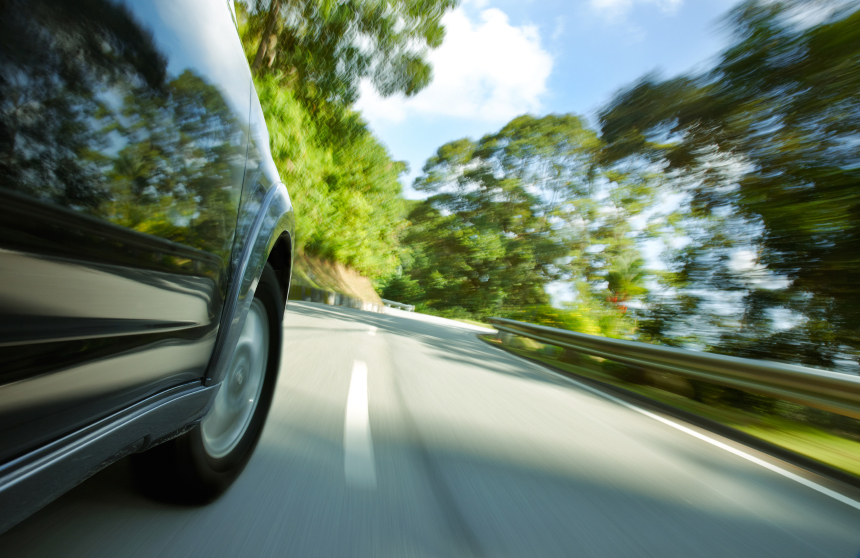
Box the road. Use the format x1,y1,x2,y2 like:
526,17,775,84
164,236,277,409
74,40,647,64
2,301,860,557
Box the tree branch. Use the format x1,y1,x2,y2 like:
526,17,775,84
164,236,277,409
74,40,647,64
251,0,280,75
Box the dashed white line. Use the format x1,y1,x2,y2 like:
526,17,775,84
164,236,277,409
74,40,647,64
547,368,860,512
367,326,377,336
344,360,376,488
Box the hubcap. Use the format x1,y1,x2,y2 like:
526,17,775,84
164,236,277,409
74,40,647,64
202,298,269,459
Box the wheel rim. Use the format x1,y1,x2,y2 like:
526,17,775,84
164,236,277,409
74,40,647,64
202,298,269,459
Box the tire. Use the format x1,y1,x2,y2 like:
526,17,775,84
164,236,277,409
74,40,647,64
131,264,284,504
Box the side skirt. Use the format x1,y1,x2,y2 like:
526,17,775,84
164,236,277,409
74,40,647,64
0,382,220,534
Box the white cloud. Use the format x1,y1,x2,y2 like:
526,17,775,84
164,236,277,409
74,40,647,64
590,0,683,20
355,7,553,124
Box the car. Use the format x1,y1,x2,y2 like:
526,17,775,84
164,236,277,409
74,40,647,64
0,0,294,533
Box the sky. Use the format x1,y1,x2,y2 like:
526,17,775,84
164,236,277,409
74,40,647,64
355,0,741,197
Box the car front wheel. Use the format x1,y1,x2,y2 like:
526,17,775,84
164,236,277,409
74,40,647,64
131,264,283,503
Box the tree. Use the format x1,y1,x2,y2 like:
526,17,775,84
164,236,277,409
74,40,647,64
240,0,457,107
412,115,601,315
253,74,408,278
599,0,860,369
396,113,656,325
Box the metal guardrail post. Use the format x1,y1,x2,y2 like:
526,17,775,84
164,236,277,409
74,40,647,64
381,298,415,312
488,317,860,420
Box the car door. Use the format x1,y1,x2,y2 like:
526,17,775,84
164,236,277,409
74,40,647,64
0,0,253,463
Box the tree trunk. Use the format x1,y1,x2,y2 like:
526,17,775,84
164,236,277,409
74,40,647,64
251,0,280,75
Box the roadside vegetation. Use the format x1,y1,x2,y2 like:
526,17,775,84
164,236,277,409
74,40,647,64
235,0,452,281
384,0,860,378
237,0,860,376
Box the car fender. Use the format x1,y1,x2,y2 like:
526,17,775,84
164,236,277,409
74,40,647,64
205,182,294,388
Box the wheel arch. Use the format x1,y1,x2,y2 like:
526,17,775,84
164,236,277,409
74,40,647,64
205,183,294,387
266,232,293,306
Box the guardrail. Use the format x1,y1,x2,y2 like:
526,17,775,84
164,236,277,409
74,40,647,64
488,317,860,420
381,298,415,312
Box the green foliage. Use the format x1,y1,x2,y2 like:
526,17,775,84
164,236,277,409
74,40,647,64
234,1,454,281
381,273,424,302
254,74,406,278
242,0,859,376
599,0,860,369
391,114,652,330
240,0,457,107
400,115,596,317
502,304,601,336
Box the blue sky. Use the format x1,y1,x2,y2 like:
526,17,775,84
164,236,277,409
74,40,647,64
356,0,741,197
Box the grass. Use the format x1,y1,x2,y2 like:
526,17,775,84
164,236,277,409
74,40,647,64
479,334,860,479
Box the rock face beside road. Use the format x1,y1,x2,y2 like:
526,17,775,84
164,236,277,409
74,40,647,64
3,302,859,557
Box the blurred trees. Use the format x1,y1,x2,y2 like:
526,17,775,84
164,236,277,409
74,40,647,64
599,0,860,369
399,115,598,316
386,0,860,372
232,0,859,372
240,0,456,107
386,114,653,336
254,75,406,277
234,0,454,278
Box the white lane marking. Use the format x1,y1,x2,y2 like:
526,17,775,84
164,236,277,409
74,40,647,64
344,360,377,488
546,369,860,512
367,326,377,336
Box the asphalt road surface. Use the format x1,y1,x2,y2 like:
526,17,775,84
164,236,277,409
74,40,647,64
3,301,860,557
